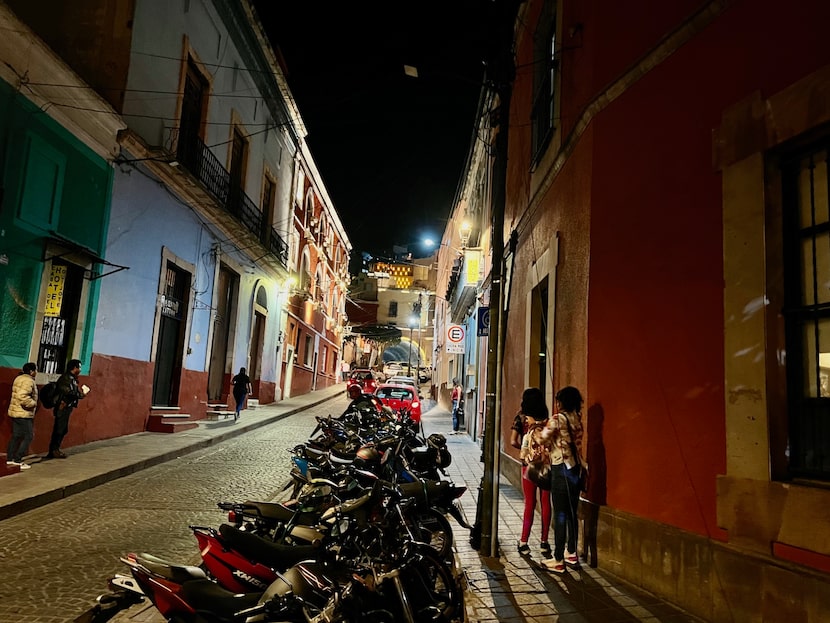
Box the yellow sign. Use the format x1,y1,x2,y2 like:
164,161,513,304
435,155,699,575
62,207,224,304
465,249,481,284
45,264,67,317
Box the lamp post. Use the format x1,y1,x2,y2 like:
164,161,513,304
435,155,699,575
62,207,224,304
407,315,418,375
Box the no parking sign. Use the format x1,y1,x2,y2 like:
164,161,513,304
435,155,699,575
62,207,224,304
446,324,465,354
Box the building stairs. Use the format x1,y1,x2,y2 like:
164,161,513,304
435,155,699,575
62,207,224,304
147,406,198,433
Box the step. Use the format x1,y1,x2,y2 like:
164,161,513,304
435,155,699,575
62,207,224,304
205,410,236,421
207,403,229,409
147,412,197,433
246,399,259,409
147,417,198,434
1,454,20,477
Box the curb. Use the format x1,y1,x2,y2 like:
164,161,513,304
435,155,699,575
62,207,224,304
0,390,343,522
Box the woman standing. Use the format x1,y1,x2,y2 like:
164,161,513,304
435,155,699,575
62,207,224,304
6,362,38,470
510,387,552,557
231,367,252,422
543,386,587,573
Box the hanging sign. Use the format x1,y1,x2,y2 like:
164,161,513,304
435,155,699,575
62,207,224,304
446,324,465,354
45,264,67,317
464,249,481,284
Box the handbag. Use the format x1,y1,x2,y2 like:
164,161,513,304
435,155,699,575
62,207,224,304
560,413,588,492
525,461,552,490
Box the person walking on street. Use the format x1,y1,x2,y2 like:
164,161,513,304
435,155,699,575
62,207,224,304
511,387,552,557
450,379,462,434
543,386,587,574
6,362,38,470
231,367,252,422
47,359,88,459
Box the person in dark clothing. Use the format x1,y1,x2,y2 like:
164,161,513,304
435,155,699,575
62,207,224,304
48,359,88,459
231,367,252,421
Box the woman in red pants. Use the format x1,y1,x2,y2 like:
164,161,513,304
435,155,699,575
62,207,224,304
510,387,552,558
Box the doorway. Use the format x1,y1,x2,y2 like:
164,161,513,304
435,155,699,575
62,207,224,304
153,262,191,406
208,265,239,401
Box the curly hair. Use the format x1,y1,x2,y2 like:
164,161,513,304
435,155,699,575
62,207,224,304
521,387,549,421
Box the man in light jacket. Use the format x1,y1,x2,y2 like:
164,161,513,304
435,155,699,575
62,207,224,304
6,362,38,469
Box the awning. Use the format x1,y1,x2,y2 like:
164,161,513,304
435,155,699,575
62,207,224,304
43,233,130,280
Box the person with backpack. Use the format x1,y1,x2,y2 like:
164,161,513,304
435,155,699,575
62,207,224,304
511,387,553,557
231,367,252,422
6,362,38,470
47,359,88,459
542,385,588,574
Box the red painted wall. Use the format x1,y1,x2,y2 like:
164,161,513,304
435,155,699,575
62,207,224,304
585,0,830,536
502,0,830,540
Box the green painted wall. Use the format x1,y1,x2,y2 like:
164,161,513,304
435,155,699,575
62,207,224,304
0,78,112,369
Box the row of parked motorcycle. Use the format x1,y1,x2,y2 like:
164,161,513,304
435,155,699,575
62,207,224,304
76,399,470,623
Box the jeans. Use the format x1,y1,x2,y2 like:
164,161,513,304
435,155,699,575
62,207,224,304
551,463,582,561
234,391,247,415
520,465,551,543
6,418,33,462
451,400,459,431
50,406,74,453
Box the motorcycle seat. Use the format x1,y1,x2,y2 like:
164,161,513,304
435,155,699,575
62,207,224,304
134,552,207,584
219,524,319,569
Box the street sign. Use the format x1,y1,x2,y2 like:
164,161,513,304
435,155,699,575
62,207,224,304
477,307,490,336
446,324,465,354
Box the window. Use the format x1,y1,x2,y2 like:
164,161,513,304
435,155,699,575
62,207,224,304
178,57,209,170
389,301,398,317
261,174,276,243
531,1,557,162
304,334,313,367
782,144,830,479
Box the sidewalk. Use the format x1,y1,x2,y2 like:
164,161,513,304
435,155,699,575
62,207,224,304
419,406,703,623
1,387,702,622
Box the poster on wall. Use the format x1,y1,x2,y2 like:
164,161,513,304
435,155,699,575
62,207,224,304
45,264,67,317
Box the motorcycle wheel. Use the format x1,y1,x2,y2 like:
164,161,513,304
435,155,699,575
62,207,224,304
398,547,459,622
413,510,453,561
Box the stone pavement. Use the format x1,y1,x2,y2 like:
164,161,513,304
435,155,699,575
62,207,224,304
419,407,704,623
0,384,702,622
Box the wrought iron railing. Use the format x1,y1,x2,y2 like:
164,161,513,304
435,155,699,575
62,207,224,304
177,133,288,268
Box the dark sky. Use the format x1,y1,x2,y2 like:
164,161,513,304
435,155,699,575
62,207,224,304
252,2,492,260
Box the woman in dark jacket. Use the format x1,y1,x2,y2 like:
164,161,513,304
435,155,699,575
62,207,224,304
231,367,252,421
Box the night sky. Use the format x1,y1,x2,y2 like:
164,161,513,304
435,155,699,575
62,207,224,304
252,2,492,262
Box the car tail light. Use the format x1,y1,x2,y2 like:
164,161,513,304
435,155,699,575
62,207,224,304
412,400,420,408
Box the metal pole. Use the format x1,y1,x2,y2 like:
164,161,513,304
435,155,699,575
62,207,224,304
407,326,413,375
478,0,520,559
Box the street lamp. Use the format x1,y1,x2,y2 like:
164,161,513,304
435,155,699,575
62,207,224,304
407,315,418,375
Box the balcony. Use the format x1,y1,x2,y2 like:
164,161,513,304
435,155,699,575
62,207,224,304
177,133,288,267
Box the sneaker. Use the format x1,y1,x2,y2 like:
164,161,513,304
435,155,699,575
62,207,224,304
565,553,579,566
540,542,552,557
18,463,31,470
542,558,566,573
517,542,531,555
6,460,21,466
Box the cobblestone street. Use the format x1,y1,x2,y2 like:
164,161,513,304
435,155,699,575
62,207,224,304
0,395,349,623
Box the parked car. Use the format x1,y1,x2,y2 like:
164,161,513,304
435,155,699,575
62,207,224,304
374,383,422,422
346,369,380,394
387,375,419,392
417,366,432,383
382,361,404,378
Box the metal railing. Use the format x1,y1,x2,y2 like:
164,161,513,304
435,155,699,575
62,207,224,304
177,133,288,268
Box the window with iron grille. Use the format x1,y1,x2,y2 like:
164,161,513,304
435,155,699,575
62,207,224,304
782,144,830,480
531,2,557,163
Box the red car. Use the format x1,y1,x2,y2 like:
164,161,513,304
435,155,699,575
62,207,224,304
346,369,380,394
374,383,422,423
